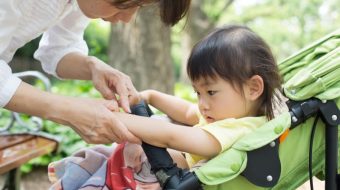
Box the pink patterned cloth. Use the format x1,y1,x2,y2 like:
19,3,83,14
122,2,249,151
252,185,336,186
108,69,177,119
48,143,161,190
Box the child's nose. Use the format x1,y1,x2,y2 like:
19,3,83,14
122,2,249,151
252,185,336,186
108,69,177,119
199,98,209,110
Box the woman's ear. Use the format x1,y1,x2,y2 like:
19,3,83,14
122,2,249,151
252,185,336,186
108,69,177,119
245,75,264,101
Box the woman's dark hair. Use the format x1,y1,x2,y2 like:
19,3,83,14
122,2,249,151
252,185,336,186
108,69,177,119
112,0,191,26
187,25,282,120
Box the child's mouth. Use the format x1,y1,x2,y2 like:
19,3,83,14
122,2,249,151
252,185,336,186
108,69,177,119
206,116,215,123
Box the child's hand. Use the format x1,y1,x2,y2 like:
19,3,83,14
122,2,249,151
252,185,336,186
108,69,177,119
139,90,152,104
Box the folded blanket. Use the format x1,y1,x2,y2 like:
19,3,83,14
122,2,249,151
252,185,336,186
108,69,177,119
48,143,161,190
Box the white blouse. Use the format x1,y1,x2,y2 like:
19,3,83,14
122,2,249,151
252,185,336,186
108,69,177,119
0,0,90,107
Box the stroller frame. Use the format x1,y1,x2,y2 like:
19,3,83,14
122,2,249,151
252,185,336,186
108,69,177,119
288,99,340,189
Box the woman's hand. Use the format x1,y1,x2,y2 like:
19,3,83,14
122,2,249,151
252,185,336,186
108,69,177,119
88,56,140,112
5,82,141,144
57,53,141,112
58,97,141,144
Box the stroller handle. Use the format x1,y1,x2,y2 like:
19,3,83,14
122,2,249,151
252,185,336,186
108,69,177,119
131,101,203,190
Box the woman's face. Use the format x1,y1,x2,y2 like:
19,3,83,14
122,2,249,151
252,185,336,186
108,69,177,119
77,0,139,23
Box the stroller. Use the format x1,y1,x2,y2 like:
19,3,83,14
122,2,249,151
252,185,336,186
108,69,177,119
131,29,340,190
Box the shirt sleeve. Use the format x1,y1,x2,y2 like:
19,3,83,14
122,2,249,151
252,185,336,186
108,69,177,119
34,5,90,78
0,1,22,108
0,1,20,56
199,117,266,152
0,61,22,108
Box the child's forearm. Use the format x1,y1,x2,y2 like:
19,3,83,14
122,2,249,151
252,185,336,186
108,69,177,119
115,112,178,147
114,112,221,158
143,90,199,125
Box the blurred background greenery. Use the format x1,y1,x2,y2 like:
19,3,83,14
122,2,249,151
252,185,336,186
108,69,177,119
3,0,340,172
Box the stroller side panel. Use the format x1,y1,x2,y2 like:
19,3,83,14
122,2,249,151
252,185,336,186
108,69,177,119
201,113,339,189
273,117,328,189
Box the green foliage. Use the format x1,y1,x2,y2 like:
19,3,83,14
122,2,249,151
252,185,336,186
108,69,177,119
171,0,340,77
216,0,340,61
84,20,111,62
174,83,197,103
15,37,41,58
202,0,232,22
51,80,101,98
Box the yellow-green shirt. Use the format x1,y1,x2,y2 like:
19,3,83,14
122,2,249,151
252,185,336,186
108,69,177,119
185,116,267,168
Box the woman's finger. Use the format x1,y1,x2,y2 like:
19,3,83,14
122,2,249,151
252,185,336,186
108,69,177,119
114,81,131,113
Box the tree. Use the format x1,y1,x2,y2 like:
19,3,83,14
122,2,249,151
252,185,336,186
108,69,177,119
177,0,234,82
174,0,340,83
108,6,174,94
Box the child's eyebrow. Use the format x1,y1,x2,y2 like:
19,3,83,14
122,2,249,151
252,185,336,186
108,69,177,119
192,78,216,88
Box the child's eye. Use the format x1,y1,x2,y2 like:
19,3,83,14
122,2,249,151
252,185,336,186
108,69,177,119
195,91,201,96
207,91,217,96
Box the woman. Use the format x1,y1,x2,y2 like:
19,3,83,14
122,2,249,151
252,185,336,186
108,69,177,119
0,0,191,144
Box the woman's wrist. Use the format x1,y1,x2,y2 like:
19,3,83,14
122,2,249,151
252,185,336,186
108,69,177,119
45,94,73,126
86,56,98,78
56,53,93,80
5,82,72,126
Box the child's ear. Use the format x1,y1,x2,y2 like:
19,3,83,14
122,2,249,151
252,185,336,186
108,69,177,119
245,75,264,101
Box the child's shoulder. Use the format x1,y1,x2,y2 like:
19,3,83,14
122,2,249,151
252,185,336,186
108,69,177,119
198,116,267,128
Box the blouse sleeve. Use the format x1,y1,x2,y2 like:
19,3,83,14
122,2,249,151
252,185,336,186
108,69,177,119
34,5,90,78
0,62,22,108
0,1,22,108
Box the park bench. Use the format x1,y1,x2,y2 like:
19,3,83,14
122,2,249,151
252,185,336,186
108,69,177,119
0,71,59,190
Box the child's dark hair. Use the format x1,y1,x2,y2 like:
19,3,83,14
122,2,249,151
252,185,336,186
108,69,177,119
187,25,282,120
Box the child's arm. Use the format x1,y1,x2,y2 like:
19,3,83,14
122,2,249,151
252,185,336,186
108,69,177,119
141,90,199,126
115,112,221,158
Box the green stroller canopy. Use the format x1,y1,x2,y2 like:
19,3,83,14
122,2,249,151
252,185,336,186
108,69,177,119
280,29,340,101
194,29,340,190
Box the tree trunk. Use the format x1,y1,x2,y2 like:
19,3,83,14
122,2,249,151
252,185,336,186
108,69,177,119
179,0,234,83
179,0,214,83
108,6,174,94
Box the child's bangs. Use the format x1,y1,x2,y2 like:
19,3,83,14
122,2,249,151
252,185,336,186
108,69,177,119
187,54,220,82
